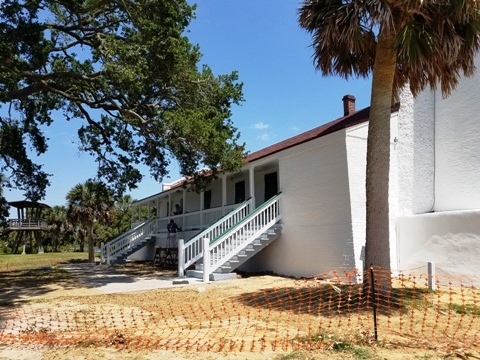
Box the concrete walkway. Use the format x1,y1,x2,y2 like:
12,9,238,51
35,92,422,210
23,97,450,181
59,263,204,294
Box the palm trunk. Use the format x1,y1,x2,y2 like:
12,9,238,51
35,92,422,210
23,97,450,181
88,225,95,263
78,232,85,252
364,27,397,277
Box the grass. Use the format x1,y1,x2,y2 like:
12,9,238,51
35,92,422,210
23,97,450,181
449,303,480,316
0,252,89,271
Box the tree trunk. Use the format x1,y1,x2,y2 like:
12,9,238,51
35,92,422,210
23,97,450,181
88,225,95,263
364,26,397,278
52,238,57,252
35,232,44,254
79,232,85,252
11,232,21,254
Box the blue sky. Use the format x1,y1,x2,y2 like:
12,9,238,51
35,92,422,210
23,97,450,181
5,0,372,210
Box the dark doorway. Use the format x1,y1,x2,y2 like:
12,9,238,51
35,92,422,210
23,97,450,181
264,172,278,200
204,190,212,209
235,181,246,204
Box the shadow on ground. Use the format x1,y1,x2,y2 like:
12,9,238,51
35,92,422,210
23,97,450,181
0,262,177,305
0,268,78,305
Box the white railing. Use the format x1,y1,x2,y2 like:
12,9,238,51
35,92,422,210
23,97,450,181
100,203,244,265
161,204,239,232
8,219,48,230
205,194,282,278
101,218,157,264
178,198,253,276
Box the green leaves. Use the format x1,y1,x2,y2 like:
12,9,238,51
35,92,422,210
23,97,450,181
66,180,115,262
0,0,244,216
298,0,480,97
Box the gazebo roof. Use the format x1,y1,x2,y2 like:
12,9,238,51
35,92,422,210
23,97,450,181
8,200,51,209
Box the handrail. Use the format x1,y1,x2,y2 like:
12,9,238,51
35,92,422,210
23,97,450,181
100,218,157,264
7,219,48,229
179,198,253,274
100,200,250,265
206,194,282,276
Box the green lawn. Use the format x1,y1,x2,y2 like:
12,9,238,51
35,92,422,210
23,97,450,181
0,252,90,271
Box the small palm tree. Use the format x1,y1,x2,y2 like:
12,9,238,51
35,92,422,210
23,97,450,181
299,0,480,273
46,205,67,252
66,181,114,262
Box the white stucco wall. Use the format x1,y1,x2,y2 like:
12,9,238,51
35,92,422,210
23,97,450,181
397,210,480,279
396,90,435,215
240,130,356,278
434,55,480,211
396,55,480,278
397,54,480,214
345,114,400,272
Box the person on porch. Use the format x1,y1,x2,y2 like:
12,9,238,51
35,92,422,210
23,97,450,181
167,219,181,247
173,204,183,215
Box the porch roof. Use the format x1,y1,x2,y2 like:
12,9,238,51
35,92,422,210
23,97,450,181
8,200,51,209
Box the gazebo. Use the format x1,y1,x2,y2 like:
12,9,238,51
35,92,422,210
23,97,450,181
1,200,51,254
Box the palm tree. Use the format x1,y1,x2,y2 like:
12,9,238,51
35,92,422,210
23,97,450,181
46,205,67,252
66,181,114,262
299,0,480,273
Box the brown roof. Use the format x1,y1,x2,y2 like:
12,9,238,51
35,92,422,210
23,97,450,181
133,103,399,202
8,200,51,209
246,104,399,163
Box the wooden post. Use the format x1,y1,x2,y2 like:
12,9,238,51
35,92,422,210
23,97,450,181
178,239,185,277
100,242,105,264
428,261,436,291
203,237,210,283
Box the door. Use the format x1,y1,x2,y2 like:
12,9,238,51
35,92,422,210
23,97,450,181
204,190,212,209
264,172,278,201
235,181,246,204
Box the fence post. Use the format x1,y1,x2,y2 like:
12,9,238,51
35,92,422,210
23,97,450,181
428,261,436,291
203,237,210,283
106,242,111,265
100,242,104,265
369,265,378,341
178,239,185,278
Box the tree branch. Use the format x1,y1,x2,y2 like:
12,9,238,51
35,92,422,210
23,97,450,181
76,104,111,146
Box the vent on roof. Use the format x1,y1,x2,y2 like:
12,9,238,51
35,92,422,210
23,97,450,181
342,94,356,116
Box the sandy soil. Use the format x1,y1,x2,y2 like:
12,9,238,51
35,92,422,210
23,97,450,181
0,263,479,360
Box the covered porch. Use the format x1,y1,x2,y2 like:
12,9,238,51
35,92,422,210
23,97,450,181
130,159,280,238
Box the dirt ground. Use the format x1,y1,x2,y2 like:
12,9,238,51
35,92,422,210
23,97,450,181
0,263,478,359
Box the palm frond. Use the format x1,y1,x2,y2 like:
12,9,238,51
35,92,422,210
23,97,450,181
299,0,480,98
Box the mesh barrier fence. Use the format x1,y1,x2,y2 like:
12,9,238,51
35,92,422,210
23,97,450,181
0,268,479,352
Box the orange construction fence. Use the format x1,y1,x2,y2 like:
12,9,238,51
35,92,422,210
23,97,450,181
0,268,479,352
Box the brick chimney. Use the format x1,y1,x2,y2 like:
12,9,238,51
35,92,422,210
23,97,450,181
342,95,356,116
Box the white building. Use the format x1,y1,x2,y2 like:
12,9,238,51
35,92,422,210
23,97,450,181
101,57,480,281
396,55,480,278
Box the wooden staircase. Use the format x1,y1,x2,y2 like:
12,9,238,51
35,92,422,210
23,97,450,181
100,218,159,264
179,194,283,281
109,236,157,264
100,195,283,280
185,223,282,281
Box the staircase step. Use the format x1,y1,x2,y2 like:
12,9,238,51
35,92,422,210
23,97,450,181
185,269,237,281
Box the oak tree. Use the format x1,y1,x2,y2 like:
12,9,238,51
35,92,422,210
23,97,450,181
0,0,245,219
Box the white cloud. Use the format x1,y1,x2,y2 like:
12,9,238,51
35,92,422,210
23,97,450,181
254,122,270,130
258,133,271,141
